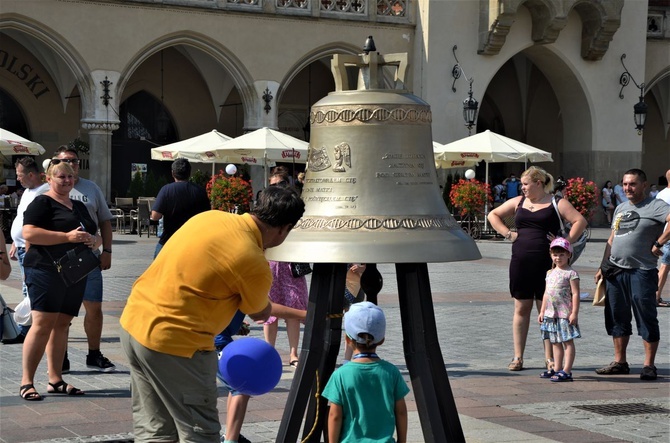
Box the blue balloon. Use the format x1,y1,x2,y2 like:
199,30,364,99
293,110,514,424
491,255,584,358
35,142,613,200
218,337,282,396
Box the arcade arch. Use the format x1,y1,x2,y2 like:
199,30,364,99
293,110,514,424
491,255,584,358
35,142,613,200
468,46,591,186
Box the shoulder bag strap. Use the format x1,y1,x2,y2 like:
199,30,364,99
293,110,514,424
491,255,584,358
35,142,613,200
551,195,566,233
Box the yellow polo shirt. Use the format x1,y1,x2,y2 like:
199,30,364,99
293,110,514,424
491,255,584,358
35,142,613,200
120,211,271,357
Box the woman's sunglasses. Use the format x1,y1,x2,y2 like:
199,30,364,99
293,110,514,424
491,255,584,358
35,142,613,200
50,158,80,165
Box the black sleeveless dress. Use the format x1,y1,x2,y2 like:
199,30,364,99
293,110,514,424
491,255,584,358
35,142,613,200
509,196,561,300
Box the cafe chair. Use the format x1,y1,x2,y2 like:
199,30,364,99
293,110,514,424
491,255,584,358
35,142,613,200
110,208,128,234
137,200,158,237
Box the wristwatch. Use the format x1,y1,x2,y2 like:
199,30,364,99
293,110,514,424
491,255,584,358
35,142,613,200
102,248,112,254
654,241,665,249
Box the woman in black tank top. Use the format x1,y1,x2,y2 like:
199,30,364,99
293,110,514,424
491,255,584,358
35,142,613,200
487,167,587,372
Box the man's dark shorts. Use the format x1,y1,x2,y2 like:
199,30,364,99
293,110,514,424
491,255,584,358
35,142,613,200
604,268,659,342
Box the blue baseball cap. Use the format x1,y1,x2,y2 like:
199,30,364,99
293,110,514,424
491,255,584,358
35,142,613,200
344,301,386,345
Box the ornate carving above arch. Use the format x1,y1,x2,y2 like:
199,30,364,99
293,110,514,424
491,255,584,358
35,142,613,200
478,0,624,61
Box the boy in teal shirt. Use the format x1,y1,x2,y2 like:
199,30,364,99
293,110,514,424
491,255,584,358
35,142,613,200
322,302,409,442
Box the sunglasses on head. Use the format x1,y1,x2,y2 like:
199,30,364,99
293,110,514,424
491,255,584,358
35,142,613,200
50,158,80,165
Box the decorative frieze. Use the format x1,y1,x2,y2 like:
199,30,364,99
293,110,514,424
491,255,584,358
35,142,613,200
311,106,431,126
120,0,407,21
294,215,459,231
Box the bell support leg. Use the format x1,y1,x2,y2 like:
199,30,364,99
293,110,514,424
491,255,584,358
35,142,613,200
396,262,465,442
301,263,346,442
276,263,347,442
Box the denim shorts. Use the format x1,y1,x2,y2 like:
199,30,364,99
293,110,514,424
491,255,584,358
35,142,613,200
604,268,659,342
25,266,86,316
661,244,670,266
83,267,103,302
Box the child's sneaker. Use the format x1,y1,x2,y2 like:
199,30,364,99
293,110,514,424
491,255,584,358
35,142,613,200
221,434,251,443
86,353,116,372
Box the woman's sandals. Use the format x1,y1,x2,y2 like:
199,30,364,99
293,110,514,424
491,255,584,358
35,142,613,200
20,384,43,401
508,357,523,371
47,380,85,395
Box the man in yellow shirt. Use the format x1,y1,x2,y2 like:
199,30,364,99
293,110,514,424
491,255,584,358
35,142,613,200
120,186,305,442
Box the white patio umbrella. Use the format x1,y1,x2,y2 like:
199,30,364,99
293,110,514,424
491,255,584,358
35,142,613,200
434,130,553,229
434,130,553,167
212,127,309,184
432,142,480,170
150,129,232,174
0,128,46,157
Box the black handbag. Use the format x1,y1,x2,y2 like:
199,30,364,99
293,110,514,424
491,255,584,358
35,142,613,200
48,245,100,287
290,262,312,278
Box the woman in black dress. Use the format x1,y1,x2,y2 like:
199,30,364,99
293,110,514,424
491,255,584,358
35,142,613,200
488,167,587,371
19,161,98,400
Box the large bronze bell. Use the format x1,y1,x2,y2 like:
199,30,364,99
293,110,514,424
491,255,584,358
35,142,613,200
265,39,479,264
271,38,480,443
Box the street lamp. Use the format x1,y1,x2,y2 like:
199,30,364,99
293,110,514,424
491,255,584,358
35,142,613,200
462,80,479,135
452,45,479,135
618,53,647,135
633,94,647,135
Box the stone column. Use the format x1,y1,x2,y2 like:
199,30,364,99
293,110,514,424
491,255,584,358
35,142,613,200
81,120,118,201
244,80,280,131
81,70,121,202
244,80,280,190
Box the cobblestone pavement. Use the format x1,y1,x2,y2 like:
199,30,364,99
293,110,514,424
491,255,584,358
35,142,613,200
0,228,668,442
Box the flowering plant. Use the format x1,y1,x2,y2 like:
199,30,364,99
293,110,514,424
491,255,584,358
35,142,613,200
562,177,600,220
207,171,254,214
449,179,492,217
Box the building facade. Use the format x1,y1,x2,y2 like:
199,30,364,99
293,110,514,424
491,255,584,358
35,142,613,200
1,0,668,205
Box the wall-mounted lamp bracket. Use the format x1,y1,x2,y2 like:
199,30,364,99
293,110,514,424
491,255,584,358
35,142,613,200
262,87,273,114
451,45,473,93
618,54,647,135
451,46,479,135
100,77,112,107
618,53,644,99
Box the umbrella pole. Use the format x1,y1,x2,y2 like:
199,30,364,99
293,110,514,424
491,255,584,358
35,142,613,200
264,153,268,188
484,162,489,231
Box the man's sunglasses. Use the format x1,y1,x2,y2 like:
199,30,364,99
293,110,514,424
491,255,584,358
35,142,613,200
50,158,80,165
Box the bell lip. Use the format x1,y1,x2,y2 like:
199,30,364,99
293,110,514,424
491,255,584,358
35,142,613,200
265,233,482,264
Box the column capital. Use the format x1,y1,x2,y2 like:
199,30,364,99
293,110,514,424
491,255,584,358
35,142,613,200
81,119,120,133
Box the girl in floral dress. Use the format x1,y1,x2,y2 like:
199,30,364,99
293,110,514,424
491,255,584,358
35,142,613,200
263,261,308,368
538,237,581,382
263,172,308,368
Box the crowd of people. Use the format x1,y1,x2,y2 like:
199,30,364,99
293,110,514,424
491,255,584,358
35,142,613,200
2,154,669,442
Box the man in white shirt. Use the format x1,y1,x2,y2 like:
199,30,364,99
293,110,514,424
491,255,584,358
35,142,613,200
7,157,48,342
613,179,626,206
655,169,670,307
